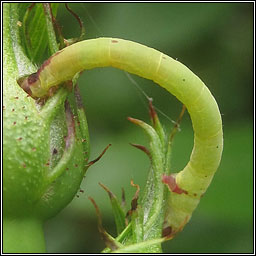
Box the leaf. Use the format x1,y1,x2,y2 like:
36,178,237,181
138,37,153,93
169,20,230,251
99,183,126,235
127,110,166,250
20,3,59,64
88,197,121,251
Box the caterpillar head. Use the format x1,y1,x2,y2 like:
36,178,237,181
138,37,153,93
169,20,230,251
17,73,42,99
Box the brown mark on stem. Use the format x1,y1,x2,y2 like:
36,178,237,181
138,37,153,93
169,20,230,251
126,180,140,218
74,84,85,109
52,148,58,154
64,100,76,149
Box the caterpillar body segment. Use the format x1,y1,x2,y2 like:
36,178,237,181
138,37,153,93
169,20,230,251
20,37,223,233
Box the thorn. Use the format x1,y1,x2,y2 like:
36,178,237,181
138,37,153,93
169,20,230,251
87,144,111,167
88,197,102,227
99,182,115,199
130,143,151,159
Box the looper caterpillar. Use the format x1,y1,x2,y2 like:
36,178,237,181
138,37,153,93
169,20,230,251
19,37,223,232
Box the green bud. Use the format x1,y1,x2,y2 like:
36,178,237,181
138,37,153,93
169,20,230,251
3,3,89,252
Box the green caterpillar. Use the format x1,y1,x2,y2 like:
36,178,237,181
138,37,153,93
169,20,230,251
19,37,223,232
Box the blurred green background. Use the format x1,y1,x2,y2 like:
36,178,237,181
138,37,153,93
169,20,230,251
43,3,253,253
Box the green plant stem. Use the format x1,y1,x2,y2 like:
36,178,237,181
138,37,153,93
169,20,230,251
3,217,46,253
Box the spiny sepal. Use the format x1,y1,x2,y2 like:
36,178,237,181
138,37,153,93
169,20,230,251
99,183,126,235
94,100,185,253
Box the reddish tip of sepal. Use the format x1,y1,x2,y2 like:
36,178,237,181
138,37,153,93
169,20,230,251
162,174,188,195
127,117,143,125
148,98,158,126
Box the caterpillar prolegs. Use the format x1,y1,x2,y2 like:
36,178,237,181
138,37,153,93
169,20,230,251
19,37,223,233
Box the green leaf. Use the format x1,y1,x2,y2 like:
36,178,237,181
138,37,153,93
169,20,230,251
99,183,126,235
21,3,59,64
42,3,59,54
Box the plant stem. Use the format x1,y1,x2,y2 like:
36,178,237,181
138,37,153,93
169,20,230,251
3,217,46,253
